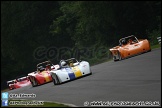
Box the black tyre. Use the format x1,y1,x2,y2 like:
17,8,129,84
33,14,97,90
30,77,38,87
114,51,122,61
52,74,60,85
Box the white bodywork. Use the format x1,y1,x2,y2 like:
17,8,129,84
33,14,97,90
50,59,92,85
7,76,28,85
7,79,16,85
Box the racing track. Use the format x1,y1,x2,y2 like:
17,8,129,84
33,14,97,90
7,48,161,107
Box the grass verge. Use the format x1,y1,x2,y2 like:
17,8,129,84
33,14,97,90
151,44,161,49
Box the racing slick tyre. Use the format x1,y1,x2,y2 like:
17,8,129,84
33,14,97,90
52,74,60,85
11,86,15,90
114,51,122,62
30,77,38,87
147,49,151,52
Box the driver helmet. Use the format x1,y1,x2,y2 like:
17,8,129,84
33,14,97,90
122,39,125,43
38,66,45,72
46,64,51,70
129,38,133,43
61,61,67,67
16,79,20,82
46,64,51,67
122,39,126,45
70,63,74,67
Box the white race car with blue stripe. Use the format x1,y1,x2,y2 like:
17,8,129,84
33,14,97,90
50,58,92,85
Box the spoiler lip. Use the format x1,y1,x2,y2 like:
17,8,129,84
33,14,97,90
110,47,120,51
7,80,16,84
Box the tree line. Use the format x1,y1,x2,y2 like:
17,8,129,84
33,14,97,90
1,1,161,89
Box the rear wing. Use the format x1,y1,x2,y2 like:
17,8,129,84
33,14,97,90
110,46,120,51
37,61,52,67
28,71,36,76
7,80,16,85
36,60,54,71
17,76,29,81
119,35,139,46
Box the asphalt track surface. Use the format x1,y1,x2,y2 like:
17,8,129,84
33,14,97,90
7,48,161,107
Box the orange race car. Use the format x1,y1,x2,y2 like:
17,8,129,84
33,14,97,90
109,35,151,61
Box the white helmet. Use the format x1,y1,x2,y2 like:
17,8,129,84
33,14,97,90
61,61,67,67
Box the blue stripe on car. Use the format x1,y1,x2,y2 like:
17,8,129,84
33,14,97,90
65,68,75,80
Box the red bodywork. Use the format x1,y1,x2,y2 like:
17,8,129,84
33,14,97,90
28,61,60,87
7,76,31,90
28,70,53,86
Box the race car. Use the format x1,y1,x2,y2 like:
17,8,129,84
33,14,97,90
7,76,31,90
28,60,60,87
50,58,92,85
109,35,151,61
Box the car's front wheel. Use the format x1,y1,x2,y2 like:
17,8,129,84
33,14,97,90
114,51,122,61
30,77,38,87
52,74,60,85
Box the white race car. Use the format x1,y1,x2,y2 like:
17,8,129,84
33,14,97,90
50,58,92,85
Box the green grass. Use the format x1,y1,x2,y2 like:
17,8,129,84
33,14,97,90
151,44,161,49
1,88,10,92
89,57,112,66
6,100,69,107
